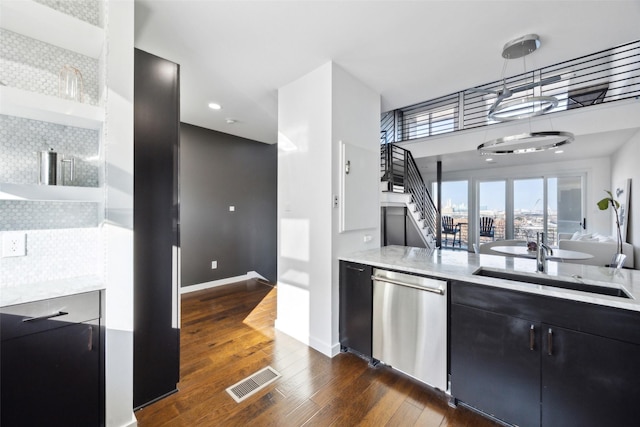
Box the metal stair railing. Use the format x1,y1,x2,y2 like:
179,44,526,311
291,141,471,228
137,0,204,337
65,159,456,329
380,143,438,237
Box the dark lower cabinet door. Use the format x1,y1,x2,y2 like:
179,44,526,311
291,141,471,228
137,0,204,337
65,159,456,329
541,325,640,427
1,323,102,427
451,304,541,427
339,261,373,357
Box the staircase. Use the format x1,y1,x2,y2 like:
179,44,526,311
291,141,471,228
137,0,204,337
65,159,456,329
380,143,437,249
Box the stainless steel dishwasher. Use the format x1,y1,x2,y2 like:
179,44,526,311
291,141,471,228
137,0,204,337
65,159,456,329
372,268,447,391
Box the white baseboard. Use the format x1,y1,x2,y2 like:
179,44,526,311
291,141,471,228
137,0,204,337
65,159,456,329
123,416,138,427
308,335,337,358
180,271,268,294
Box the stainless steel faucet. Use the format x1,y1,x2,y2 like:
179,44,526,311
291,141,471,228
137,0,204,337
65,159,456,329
536,232,553,273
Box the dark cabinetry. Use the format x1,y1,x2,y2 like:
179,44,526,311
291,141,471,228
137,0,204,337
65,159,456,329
0,291,104,427
450,280,640,427
451,304,540,427
541,325,640,426
339,261,373,357
134,48,181,408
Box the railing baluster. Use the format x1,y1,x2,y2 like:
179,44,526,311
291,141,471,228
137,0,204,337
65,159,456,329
381,143,438,245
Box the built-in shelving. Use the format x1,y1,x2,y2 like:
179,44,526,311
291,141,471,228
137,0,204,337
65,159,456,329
0,86,104,129
0,0,104,58
0,183,103,202
0,1,107,293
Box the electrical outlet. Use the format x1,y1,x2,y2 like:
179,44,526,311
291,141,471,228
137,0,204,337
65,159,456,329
211,260,218,269
2,232,27,257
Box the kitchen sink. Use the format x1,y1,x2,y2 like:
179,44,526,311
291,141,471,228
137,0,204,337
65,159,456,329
473,267,631,299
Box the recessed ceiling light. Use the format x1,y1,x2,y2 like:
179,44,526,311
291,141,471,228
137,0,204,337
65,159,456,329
226,118,236,124
555,150,564,154
208,103,222,110
485,158,494,162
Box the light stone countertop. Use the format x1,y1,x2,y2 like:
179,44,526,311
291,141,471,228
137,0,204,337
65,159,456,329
0,276,105,307
340,245,640,312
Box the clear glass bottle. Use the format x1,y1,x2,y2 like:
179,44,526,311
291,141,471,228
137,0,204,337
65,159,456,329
58,65,84,102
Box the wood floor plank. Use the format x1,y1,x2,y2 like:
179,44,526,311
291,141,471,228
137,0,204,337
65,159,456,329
135,278,500,427
386,399,424,426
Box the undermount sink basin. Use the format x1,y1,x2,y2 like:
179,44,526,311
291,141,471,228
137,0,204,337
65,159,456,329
473,268,631,299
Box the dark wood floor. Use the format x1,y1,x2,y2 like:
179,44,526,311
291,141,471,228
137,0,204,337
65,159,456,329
135,279,500,426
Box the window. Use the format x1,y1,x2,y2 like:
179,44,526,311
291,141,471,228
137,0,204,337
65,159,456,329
479,180,506,241
405,107,456,139
433,180,468,248
474,175,583,248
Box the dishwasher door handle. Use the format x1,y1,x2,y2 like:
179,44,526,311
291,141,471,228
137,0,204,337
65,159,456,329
372,275,445,295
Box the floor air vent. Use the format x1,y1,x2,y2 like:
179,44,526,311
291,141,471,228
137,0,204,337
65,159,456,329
226,366,281,403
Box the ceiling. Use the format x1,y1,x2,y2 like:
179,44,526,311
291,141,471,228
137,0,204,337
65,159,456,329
134,0,640,164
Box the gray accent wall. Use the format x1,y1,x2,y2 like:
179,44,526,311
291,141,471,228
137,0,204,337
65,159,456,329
180,123,277,286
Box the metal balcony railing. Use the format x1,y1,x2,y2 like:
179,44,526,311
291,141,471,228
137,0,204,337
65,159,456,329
381,143,438,238
381,40,640,144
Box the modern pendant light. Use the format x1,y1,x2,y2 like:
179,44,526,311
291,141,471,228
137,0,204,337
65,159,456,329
477,34,573,154
477,131,574,155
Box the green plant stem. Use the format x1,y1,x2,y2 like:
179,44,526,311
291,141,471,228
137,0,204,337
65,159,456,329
613,203,623,254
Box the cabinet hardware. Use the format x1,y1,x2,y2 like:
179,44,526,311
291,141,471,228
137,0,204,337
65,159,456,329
529,324,535,350
345,160,351,174
22,311,68,323
371,275,445,295
87,325,93,351
547,328,553,356
346,265,365,272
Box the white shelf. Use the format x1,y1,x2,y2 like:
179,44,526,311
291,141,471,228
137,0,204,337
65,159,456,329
0,183,103,202
0,0,104,58
0,86,104,129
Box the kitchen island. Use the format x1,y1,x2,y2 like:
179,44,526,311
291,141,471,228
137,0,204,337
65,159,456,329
340,245,640,311
339,245,640,427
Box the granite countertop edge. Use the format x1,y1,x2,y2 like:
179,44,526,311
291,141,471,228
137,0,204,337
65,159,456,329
340,245,640,312
1,276,105,308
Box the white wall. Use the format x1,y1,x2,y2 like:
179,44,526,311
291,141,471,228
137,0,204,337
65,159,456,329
104,1,136,426
611,129,640,268
425,156,612,239
330,64,381,348
277,62,380,357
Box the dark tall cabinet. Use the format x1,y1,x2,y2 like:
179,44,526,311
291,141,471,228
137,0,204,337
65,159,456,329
133,49,180,409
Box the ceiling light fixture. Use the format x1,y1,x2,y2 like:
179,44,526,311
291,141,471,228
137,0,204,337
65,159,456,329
477,131,574,155
477,34,573,155
488,95,558,122
501,34,541,59
208,102,222,110
225,118,236,124
471,34,560,123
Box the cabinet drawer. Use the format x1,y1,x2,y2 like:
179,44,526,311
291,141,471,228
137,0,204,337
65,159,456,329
0,291,101,341
451,280,640,345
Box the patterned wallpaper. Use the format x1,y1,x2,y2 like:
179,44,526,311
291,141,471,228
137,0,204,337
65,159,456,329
0,29,100,105
34,0,101,27
0,201,99,231
0,228,102,287
0,115,100,186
